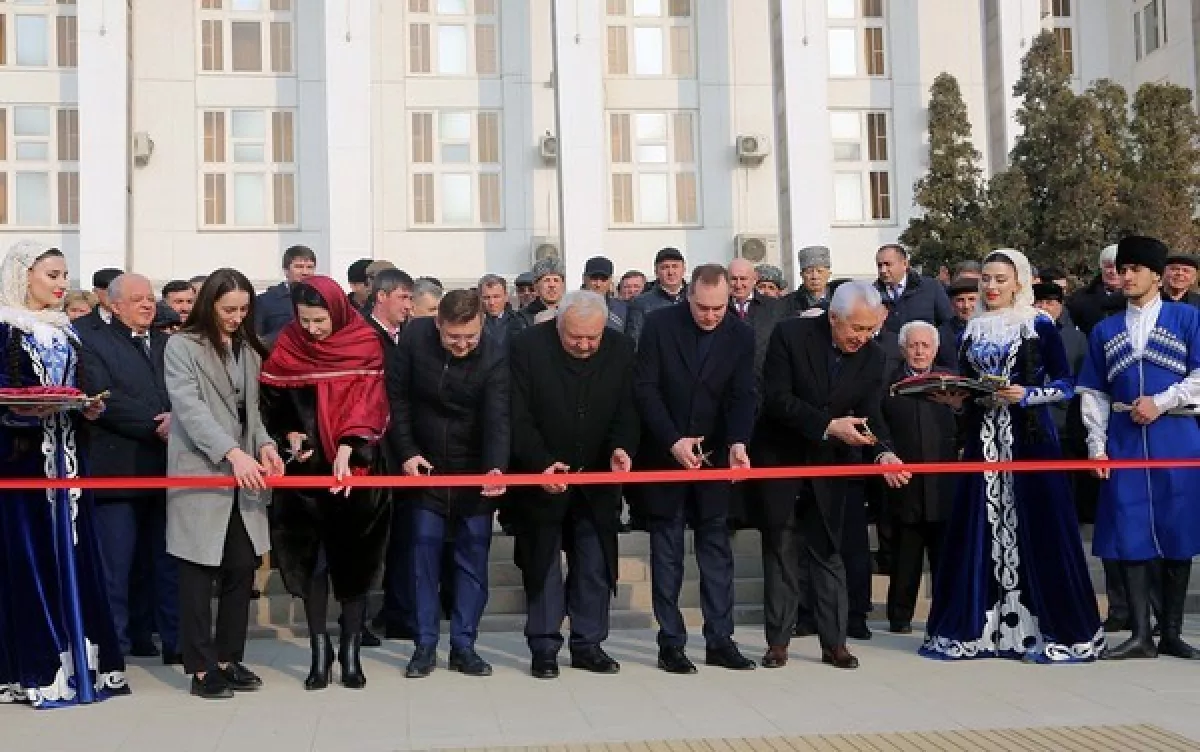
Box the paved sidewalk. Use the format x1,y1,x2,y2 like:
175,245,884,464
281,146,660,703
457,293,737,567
5,629,1200,751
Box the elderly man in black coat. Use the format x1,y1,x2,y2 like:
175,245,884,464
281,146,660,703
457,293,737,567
757,281,909,670
388,289,509,679
79,273,179,664
880,321,958,635
509,291,640,679
633,264,758,674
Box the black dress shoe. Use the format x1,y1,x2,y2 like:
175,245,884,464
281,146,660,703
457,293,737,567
1102,616,1130,633
306,634,335,691
129,641,160,658
406,645,437,678
792,622,817,638
162,651,184,666
448,647,493,677
761,646,788,669
848,619,873,640
190,672,234,700
339,633,367,689
888,622,913,635
821,646,860,670
657,646,698,675
359,626,382,648
570,647,620,674
531,655,559,679
705,643,756,670
219,662,263,691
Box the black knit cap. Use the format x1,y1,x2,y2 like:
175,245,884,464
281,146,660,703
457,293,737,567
1115,235,1168,275
1032,282,1064,303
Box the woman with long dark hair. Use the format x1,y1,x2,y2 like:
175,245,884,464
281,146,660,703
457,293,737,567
0,240,129,708
164,268,285,700
259,276,391,690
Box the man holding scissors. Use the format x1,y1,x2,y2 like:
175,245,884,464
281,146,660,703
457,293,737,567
633,264,757,674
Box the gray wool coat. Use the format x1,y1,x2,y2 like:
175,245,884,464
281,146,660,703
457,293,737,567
164,332,274,567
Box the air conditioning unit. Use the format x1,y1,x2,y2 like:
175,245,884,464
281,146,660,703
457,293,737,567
734,233,777,263
539,132,558,165
531,236,561,264
736,133,770,166
132,131,155,167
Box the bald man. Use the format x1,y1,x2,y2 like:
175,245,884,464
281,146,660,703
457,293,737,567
79,273,180,664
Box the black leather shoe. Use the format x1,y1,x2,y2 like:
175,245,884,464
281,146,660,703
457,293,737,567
219,662,263,691
305,634,335,691
359,626,382,648
570,646,620,674
847,619,873,640
162,651,184,666
339,632,367,689
129,640,160,658
761,646,788,669
1102,616,1130,633
657,646,698,675
190,672,234,700
821,646,860,670
705,643,756,670
448,647,493,677
406,645,437,678
531,655,559,679
888,622,913,635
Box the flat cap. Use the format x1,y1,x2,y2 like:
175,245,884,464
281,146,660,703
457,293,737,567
514,272,535,287
654,247,685,265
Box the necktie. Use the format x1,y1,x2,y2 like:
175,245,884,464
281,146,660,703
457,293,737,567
133,333,151,357
737,302,747,319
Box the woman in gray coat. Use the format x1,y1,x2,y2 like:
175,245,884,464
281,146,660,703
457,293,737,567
165,268,284,700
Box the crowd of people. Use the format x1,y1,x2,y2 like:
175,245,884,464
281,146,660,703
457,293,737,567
0,233,1197,710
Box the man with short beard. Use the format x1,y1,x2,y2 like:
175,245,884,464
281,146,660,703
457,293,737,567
509,291,639,679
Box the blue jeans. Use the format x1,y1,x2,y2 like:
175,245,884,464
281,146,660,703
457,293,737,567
92,496,179,653
411,509,492,651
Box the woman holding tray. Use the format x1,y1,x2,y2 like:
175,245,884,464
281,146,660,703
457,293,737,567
0,239,129,708
259,276,391,691
921,249,1105,663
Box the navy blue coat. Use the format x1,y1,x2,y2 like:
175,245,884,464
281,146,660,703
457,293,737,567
254,281,294,345
78,319,171,499
632,303,756,520
875,272,954,333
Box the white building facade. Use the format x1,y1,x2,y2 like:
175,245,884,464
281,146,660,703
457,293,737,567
0,0,1195,289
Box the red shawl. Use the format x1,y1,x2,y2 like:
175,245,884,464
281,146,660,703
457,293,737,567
260,275,389,462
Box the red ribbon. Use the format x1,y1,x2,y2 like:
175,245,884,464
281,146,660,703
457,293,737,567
3,457,1200,490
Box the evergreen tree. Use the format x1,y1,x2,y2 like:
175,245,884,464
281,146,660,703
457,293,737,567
899,73,988,269
1125,83,1200,252
983,169,1032,251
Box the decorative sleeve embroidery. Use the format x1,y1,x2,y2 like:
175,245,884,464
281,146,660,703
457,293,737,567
1019,378,1073,407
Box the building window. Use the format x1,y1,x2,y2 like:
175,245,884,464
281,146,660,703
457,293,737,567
1142,1,1163,55
830,110,892,223
0,0,77,69
0,105,80,228
409,110,503,227
605,0,694,78
608,110,699,226
1053,27,1074,74
199,108,297,228
827,0,887,78
197,0,294,75
407,0,499,77
1134,12,1142,60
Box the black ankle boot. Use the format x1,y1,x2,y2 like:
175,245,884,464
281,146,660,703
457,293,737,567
339,631,367,689
305,634,334,690
1104,562,1158,660
1158,560,1200,660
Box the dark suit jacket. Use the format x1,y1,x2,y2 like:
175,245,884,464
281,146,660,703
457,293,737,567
757,315,892,533
632,304,755,520
880,365,958,524
74,307,110,339
254,282,294,345
876,272,954,333
509,322,639,592
78,319,171,499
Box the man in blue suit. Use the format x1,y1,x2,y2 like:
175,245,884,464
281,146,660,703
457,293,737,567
633,264,757,674
78,273,179,664
254,245,316,344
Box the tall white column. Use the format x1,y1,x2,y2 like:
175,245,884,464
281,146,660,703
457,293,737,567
551,0,606,284
988,0,1044,170
772,0,833,281
77,0,128,280
324,0,373,283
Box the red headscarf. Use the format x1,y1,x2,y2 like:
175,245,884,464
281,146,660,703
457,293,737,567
260,275,389,462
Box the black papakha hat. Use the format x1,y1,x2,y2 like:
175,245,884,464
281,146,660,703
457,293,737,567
1115,235,1169,275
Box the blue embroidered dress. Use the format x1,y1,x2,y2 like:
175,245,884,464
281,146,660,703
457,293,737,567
0,316,129,708
1077,300,1200,562
921,310,1105,663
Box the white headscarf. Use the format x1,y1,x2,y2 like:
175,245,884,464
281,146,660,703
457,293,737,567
965,247,1046,343
0,239,74,335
